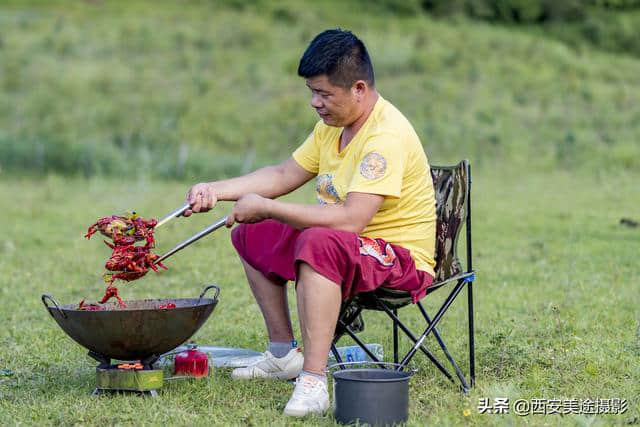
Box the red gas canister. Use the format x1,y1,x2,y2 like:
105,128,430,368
174,344,209,378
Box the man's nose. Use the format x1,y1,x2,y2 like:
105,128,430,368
310,93,323,109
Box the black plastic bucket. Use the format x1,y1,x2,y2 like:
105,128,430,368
332,363,414,425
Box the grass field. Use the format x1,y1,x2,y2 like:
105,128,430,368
0,169,638,426
1,0,639,425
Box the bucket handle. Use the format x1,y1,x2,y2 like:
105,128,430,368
198,284,220,301
41,294,67,319
327,361,417,375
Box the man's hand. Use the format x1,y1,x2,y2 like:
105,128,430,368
184,182,217,217
226,193,271,227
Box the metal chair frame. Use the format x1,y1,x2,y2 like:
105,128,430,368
330,160,476,392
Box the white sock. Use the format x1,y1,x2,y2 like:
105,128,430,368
301,370,327,385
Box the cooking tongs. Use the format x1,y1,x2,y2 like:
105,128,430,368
155,203,191,228
153,203,228,265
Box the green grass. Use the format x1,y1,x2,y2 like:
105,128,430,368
0,170,638,425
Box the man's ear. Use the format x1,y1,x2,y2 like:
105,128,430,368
353,80,367,100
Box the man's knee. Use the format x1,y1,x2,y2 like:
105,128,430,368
231,221,298,284
293,227,349,286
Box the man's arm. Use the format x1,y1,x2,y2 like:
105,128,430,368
186,157,314,215
227,191,384,234
214,157,314,200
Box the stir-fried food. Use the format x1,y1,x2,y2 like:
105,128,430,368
78,286,125,310
80,212,167,309
85,214,158,243
77,300,106,311
103,238,167,279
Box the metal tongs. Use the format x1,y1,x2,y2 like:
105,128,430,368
155,203,191,228
153,203,228,265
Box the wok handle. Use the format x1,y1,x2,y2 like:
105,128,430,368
199,284,220,301
41,294,67,319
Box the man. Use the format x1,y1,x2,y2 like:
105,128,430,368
184,29,436,417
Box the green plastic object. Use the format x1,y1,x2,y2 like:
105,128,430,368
95,368,164,392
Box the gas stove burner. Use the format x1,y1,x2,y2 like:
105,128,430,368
117,363,144,370
88,351,158,369
89,352,164,397
92,367,164,397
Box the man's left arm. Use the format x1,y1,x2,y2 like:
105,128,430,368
226,192,383,234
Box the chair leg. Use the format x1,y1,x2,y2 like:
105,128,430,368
417,301,470,391
334,305,449,376
330,343,343,367
393,309,399,364
332,283,474,391
399,283,462,365
468,281,475,387
395,281,467,388
332,305,365,370
377,305,455,383
335,305,363,338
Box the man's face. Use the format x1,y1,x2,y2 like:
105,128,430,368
305,75,361,127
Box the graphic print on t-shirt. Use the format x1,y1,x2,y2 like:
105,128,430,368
359,152,387,180
358,236,397,267
316,174,342,205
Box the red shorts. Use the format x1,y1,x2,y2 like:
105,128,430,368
231,220,433,303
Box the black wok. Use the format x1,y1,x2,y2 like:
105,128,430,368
42,285,219,362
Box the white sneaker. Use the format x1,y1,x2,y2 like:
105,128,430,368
231,348,303,380
283,375,330,417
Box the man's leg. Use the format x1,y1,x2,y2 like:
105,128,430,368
230,222,303,380
296,262,341,373
240,258,294,343
283,262,340,417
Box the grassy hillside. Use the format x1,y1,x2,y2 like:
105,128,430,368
1,0,639,180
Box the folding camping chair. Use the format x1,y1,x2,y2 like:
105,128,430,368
330,159,476,392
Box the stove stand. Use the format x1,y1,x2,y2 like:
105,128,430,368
88,351,163,397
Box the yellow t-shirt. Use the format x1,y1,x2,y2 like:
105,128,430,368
292,96,436,275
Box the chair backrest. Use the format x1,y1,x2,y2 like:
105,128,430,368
348,160,471,309
430,160,470,284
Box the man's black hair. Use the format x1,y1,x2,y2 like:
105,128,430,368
298,29,375,88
